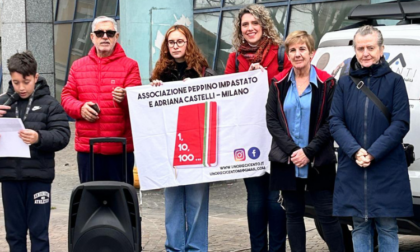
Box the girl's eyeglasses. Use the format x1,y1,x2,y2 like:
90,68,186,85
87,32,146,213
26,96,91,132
168,40,187,48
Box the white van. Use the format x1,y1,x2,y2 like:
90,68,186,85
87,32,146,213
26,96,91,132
306,0,420,249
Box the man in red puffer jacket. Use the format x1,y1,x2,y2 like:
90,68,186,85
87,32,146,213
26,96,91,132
61,16,141,184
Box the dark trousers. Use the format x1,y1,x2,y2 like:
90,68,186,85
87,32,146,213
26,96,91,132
282,180,344,252
77,152,134,184
244,173,287,252
1,181,51,252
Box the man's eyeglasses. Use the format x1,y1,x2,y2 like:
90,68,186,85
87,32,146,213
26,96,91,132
168,40,187,48
93,30,117,38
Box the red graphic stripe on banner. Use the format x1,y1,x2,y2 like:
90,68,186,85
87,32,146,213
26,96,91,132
207,102,218,167
173,102,218,169
173,103,205,168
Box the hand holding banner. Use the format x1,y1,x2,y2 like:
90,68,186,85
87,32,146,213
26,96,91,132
126,70,272,190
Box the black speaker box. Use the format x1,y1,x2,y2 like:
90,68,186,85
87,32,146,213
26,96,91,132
68,181,141,252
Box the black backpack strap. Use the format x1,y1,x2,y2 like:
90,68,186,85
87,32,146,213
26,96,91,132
350,76,391,123
278,45,285,72
235,51,240,73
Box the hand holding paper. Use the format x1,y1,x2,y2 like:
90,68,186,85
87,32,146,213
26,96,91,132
19,129,39,145
0,118,31,158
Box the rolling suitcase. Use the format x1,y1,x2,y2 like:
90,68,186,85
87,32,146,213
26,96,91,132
68,137,142,252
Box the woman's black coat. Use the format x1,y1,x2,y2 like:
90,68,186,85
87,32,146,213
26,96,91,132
267,66,337,191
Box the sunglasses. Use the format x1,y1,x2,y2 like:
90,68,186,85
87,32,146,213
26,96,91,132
93,30,117,38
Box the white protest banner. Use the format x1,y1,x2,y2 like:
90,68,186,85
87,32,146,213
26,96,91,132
126,70,272,190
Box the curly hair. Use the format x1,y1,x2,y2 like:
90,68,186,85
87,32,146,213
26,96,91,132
151,25,209,81
232,4,283,51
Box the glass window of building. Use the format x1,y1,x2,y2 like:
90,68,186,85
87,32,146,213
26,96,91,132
56,0,76,21
215,10,238,74
54,24,72,101
257,0,287,2
75,0,95,19
224,0,254,7
288,0,369,47
54,0,120,101
267,6,288,39
371,0,411,2
69,22,93,68
53,0,58,19
194,0,222,9
194,13,220,67
96,0,118,16
53,0,416,102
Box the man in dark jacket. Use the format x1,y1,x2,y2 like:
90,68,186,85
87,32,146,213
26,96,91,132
0,51,70,252
330,25,413,252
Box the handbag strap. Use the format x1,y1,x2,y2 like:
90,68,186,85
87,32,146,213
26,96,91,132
350,76,391,123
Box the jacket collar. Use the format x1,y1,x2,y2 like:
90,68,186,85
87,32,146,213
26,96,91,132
88,42,126,64
274,64,333,85
288,65,319,88
350,55,392,79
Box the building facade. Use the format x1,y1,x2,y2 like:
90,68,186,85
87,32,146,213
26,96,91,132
36,0,420,100
0,0,55,94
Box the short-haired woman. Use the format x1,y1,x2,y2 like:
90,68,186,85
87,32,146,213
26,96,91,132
330,25,413,252
266,30,345,252
150,25,216,252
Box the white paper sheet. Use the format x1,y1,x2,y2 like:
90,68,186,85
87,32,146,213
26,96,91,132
0,118,31,158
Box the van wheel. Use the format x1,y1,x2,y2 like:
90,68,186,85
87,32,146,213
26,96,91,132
314,217,354,252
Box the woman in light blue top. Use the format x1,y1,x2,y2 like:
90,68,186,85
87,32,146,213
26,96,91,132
266,30,344,252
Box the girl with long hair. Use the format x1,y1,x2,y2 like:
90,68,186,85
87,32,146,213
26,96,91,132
151,25,213,82
150,25,216,252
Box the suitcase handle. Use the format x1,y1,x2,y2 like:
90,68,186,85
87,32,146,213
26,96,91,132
89,137,128,183
90,137,126,144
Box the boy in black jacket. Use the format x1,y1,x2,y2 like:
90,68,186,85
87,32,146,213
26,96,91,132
0,51,70,252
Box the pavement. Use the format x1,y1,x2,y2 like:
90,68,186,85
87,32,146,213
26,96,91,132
0,122,419,251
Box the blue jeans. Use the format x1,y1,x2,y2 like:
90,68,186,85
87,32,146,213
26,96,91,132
282,187,344,252
352,217,398,252
164,183,210,252
244,174,286,252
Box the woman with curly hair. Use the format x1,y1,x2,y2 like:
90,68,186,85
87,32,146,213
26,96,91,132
225,4,291,252
150,25,216,252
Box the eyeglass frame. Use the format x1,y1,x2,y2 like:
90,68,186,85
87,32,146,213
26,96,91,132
93,30,117,38
168,39,187,48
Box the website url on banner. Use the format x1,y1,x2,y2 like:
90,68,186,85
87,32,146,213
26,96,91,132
210,166,265,176
219,162,264,170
